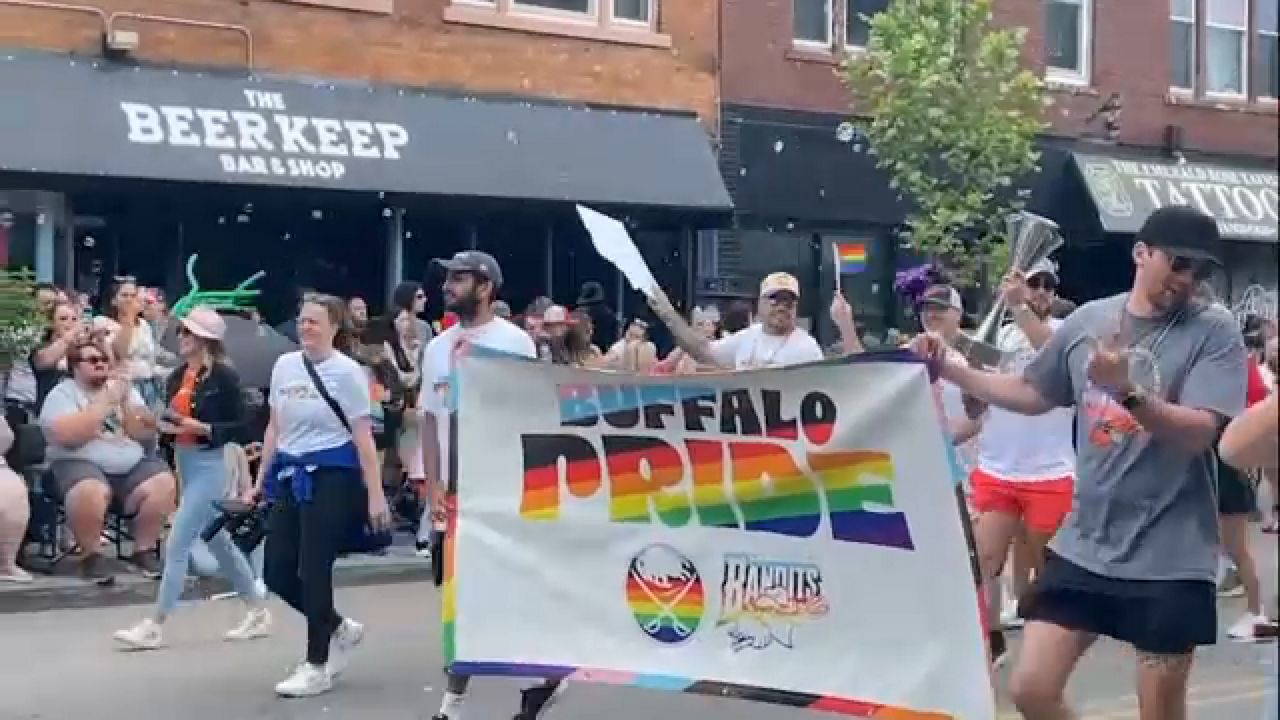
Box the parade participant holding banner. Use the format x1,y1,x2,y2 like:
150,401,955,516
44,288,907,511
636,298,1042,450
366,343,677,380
911,206,1246,720
415,251,551,720
968,259,1075,669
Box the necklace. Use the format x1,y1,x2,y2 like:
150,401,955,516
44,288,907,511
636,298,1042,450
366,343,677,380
746,328,795,368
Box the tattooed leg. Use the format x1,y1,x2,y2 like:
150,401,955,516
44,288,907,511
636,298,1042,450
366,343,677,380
1135,650,1194,720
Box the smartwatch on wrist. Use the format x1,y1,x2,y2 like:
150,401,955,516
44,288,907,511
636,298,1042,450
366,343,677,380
1118,388,1147,411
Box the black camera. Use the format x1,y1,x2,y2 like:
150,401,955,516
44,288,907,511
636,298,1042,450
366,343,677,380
201,498,271,555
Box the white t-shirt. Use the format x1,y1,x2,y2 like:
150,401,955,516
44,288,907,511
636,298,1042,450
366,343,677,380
417,318,537,487
39,379,148,475
269,351,370,456
975,317,1076,481
94,316,164,381
709,324,824,370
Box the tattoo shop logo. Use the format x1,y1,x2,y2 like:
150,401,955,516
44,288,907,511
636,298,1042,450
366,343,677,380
625,544,705,645
717,553,829,652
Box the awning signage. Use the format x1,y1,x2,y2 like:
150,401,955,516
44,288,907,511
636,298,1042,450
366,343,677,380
0,52,732,212
1073,152,1278,242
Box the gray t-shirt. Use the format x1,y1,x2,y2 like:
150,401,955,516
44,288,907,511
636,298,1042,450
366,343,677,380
39,379,147,475
1023,293,1246,582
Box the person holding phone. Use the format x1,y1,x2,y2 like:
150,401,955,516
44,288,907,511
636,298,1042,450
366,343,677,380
112,307,270,651
246,293,389,698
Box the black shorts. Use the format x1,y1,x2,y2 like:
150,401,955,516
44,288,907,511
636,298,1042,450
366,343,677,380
1020,551,1217,655
1217,460,1257,516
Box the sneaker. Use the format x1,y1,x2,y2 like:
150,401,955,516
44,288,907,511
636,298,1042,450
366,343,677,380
416,539,433,559
988,631,1009,670
1218,569,1244,597
113,618,163,651
0,566,33,584
513,681,567,720
80,553,115,586
1228,613,1279,642
325,618,365,678
225,608,272,641
434,692,465,720
999,604,1024,630
275,663,332,698
125,551,163,579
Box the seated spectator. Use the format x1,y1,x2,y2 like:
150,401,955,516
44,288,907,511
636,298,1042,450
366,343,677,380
38,338,176,583
0,415,31,583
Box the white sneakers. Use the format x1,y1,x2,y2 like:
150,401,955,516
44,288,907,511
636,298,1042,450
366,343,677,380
225,608,273,641
113,609,272,651
1227,612,1280,642
273,617,365,698
274,663,333,698
113,618,164,650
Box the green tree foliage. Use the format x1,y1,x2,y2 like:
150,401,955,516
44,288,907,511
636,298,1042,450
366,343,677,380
844,0,1045,286
0,268,43,370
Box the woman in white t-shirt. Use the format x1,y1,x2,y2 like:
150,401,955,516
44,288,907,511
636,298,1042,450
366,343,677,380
248,294,390,699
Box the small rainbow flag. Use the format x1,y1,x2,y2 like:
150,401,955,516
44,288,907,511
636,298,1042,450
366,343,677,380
837,243,868,274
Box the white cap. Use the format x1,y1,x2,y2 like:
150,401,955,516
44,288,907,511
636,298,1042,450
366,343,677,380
760,272,800,297
543,305,569,324
1027,257,1058,283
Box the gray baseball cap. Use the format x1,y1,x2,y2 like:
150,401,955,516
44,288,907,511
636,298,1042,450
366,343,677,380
432,250,504,288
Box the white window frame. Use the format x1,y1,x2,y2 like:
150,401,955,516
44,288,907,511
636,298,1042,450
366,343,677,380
1203,0,1249,99
1259,6,1279,100
608,0,654,28
1169,0,1196,92
793,0,834,49
1044,0,1092,85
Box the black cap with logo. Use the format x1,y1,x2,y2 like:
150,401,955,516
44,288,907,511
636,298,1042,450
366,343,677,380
432,250,504,288
1134,205,1223,265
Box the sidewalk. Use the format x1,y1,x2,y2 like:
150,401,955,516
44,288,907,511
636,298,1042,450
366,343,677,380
1,536,431,614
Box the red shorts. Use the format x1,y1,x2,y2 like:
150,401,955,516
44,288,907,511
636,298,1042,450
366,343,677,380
969,468,1074,535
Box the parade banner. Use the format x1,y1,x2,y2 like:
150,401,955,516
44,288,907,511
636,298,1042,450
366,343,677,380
446,354,995,720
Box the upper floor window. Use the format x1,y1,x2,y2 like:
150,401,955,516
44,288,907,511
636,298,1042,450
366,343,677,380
1258,0,1278,98
846,0,890,48
1205,0,1248,95
794,0,833,46
1045,0,1092,83
1171,0,1196,89
460,0,653,25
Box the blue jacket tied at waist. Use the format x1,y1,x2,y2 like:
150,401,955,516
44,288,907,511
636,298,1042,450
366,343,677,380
266,442,360,504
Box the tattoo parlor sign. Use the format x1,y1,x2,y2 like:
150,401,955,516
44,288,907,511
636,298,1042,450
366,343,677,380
1075,152,1278,241
445,354,994,719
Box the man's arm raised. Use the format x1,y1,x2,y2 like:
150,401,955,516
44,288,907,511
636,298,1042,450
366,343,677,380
646,288,730,370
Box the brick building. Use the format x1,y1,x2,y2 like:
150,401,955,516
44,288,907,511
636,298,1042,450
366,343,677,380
714,0,1278,341
0,0,730,322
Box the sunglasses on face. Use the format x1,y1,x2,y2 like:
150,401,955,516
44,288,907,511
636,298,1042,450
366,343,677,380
1027,276,1057,291
78,353,108,367
765,293,798,307
1168,254,1213,280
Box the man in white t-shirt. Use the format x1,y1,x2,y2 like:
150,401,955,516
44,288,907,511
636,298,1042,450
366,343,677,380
648,272,856,371
417,251,547,720
968,259,1075,666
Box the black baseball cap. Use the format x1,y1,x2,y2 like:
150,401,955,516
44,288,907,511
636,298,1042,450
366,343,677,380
432,250,504,288
1134,205,1223,265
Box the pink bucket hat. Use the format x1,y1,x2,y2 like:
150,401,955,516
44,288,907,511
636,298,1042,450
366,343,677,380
181,306,226,341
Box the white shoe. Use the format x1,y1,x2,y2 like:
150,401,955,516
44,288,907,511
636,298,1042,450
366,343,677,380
326,618,365,678
1227,612,1272,641
432,692,466,720
275,663,332,698
225,608,272,641
113,618,163,651
999,605,1024,630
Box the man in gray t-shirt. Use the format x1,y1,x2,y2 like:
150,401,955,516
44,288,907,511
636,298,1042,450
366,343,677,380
913,206,1246,720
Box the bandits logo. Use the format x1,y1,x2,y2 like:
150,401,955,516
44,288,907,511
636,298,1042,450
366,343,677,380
717,553,829,652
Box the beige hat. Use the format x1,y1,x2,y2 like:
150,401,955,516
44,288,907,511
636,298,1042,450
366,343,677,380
181,306,226,341
760,272,800,297
543,305,570,324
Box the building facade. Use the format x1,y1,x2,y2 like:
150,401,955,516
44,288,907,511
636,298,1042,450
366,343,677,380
716,0,1278,342
0,0,729,324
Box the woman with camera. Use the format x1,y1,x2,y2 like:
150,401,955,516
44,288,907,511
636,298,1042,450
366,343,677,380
113,307,269,650
248,293,390,698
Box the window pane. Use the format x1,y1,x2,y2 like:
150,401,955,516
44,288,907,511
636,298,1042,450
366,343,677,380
515,0,591,13
613,0,648,21
1171,0,1194,20
846,0,889,46
793,0,830,42
1260,0,1278,32
1206,26,1244,93
1170,20,1195,87
1046,1,1082,71
1206,0,1246,27
1260,35,1279,97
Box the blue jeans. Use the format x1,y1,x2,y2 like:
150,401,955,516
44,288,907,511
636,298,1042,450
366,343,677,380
156,446,262,618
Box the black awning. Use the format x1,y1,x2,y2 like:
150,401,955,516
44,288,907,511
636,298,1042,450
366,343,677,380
0,52,732,213
1072,150,1277,242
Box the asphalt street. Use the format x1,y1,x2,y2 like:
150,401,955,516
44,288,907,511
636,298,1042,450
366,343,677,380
1,566,1275,720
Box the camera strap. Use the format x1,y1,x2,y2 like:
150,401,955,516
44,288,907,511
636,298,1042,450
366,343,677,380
302,355,352,436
